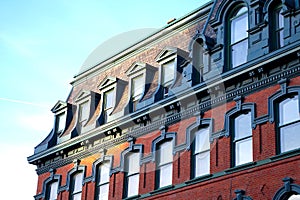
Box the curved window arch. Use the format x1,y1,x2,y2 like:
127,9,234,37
66,166,86,200
92,155,113,200
120,144,143,198
95,162,110,200
269,86,300,154
123,151,140,198
186,118,212,179
224,102,256,167
273,177,300,200
152,132,176,189
46,181,59,200
232,111,253,166
276,94,300,153
228,5,249,69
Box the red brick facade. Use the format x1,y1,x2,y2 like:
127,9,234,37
28,0,300,199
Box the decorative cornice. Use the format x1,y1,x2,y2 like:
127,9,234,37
34,62,300,174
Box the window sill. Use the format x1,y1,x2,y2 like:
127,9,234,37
185,174,212,184
225,161,256,173
270,148,300,161
150,185,174,195
123,194,140,200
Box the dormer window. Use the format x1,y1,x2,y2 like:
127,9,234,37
104,89,114,123
74,90,100,135
51,100,68,135
162,60,175,98
155,47,188,100
126,62,156,112
229,6,248,68
79,101,89,126
131,75,144,111
98,76,127,124
56,112,66,133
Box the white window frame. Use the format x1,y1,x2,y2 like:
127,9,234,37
233,111,253,166
157,140,173,188
95,162,110,200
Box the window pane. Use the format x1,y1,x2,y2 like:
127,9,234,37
97,184,109,200
72,193,81,200
195,128,210,153
162,61,175,86
99,162,110,184
235,137,253,166
288,194,300,200
195,151,210,177
279,96,299,125
127,153,140,175
57,113,65,132
278,8,284,29
159,163,172,187
231,39,248,68
73,173,83,193
49,181,58,200
281,122,300,152
159,141,173,165
132,75,144,99
104,90,114,109
127,174,139,197
231,11,248,44
279,29,284,47
79,102,89,122
235,112,252,140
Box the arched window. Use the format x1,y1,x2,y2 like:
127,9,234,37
156,140,173,188
276,94,300,153
270,3,284,50
224,102,255,167
124,152,140,198
229,6,249,69
273,177,300,200
232,111,253,166
192,127,210,178
69,171,83,200
95,162,110,200
45,181,58,200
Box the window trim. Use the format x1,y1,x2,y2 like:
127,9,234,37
186,117,213,179
269,3,284,51
51,100,69,136
98,76,127,124
268,85,300,154
152,132,176,189
223,102,256,167
273,177,300,200
66,166,86,200
92,156,113,200
120,144,143,198
231,111,253,166
40,173,61,200
103,89,115,123
74,90,101,134
227,5,249,70
125,62,157,112
154,47,188,101
160,59,176,98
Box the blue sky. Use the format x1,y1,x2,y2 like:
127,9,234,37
0,0,210,199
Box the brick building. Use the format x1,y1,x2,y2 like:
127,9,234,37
28,0,300,199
